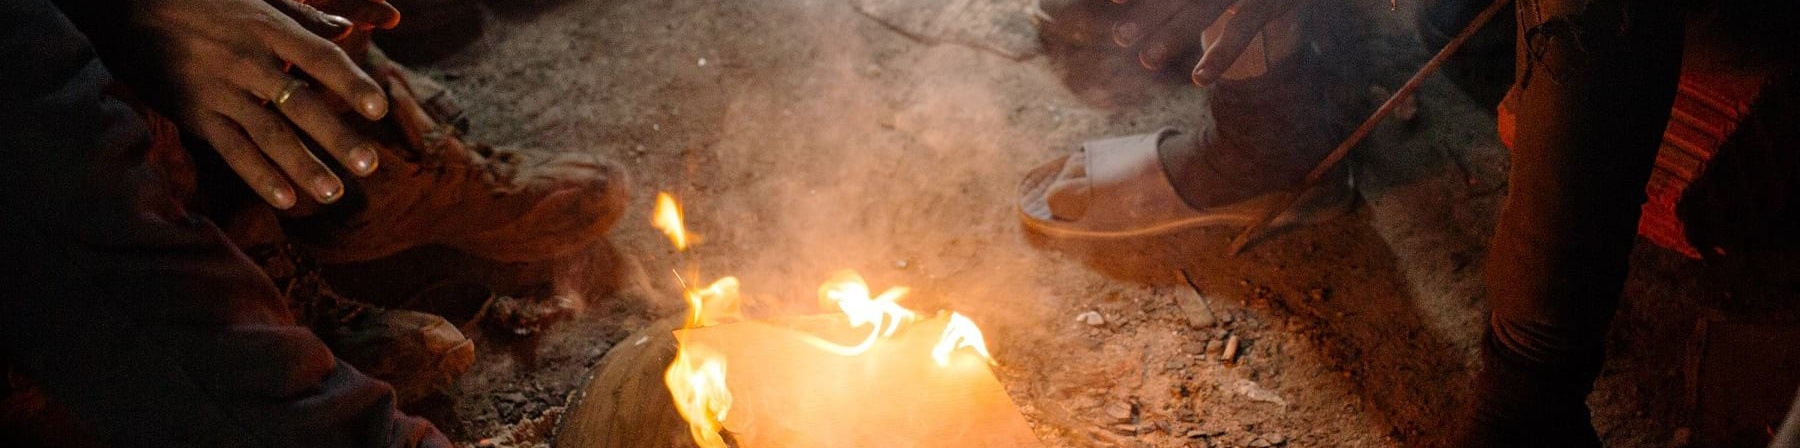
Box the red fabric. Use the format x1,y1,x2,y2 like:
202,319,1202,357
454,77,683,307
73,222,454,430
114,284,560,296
1494,70,1766,259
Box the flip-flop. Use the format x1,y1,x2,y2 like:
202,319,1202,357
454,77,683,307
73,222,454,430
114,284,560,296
1017,128,1352,240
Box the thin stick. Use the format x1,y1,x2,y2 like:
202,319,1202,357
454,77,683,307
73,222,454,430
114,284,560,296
1226,0,1513,255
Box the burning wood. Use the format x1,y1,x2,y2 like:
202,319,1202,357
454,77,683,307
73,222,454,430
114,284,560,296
645,193,1039,448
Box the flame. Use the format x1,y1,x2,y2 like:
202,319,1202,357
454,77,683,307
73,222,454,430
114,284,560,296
665,277,741,448
666,345,732,448
932,312,993,367
654,192,690,250
686,277,743,328
806,270,918,356
660,192,735,447
655,194,998,448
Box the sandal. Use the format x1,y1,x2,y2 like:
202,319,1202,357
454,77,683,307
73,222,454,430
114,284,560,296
1017,128,1353,240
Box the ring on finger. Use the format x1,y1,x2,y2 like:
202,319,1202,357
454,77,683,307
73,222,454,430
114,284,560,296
271,78,308,108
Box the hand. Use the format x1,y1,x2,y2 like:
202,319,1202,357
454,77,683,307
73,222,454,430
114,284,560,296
298,0,402,32
1107,0,1308,85
123,0,391,209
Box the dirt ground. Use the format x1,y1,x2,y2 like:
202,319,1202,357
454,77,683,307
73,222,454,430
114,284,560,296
391,0,1770,446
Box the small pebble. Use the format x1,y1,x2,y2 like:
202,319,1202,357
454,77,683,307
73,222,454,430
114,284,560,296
1250,437,1272,447
1266,433,1287,445
1077,311,1106,326
1103,402,1133,422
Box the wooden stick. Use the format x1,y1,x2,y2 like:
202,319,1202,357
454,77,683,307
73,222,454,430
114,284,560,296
1226,0,1514,255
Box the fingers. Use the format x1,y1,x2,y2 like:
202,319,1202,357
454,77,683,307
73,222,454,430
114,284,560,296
268,0,355,40
1192,0,1280,85
310,0,402,29
1108,0,1238,71
1112,0,1188,47
273,86,381,177
1136,1,1231,69
222,95,346,204
381,70,440,152
252,14,388,120
190,113,298,209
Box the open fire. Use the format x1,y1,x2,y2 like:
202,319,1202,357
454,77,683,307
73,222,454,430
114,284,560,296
650,193,1012,448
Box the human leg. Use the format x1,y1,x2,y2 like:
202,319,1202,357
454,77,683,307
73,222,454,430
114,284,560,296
0,1,446,445
1461,0,1684,444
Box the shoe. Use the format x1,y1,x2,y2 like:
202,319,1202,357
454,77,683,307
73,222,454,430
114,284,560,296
283,50,629,264
1018,48,1354,241
1017,129,1353,240
321,307,476,405
278,272,475,406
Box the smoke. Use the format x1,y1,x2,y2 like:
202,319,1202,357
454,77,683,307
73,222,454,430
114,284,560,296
670,0,1129,346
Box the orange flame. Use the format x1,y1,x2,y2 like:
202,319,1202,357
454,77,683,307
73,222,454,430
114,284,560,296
654,192,690,251
666,345,732,448
685,277,743,328
656,195,998,448
805,270,918,356
932,312,993,367
665,277,741,448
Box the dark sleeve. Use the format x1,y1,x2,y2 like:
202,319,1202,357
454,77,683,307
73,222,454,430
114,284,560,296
0,1,448,446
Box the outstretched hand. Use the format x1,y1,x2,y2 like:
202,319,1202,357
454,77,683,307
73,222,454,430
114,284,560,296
1106,0,1309,85
124,0,392,209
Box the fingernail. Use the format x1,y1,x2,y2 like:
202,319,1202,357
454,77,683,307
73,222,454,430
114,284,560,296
324,14,353,28
269,186,296,210
1112,22,1141,47
349,144,380,175
362,95,388,120
1139,43,1170,69
1192,68,1216,86
314,177,343,204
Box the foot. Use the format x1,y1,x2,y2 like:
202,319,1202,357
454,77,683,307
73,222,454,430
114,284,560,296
286,274,475,406
1020,48,1350,239
283,49,629,264
321,307,477,406
1019,125,1351,240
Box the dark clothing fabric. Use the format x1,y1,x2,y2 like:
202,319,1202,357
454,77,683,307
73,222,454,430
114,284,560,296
0,0,447,446
1186,49,1343,208
1462,0,1684,445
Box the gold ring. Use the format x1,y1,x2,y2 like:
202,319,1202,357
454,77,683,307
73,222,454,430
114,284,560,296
271,78,307,108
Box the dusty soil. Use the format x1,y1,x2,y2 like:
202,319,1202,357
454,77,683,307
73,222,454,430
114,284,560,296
387,0,1780,446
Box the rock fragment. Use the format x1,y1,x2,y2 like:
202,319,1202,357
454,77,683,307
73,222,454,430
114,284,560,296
1076,310,1105,326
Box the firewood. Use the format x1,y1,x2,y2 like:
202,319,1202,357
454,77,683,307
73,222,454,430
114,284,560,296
554,316,698,448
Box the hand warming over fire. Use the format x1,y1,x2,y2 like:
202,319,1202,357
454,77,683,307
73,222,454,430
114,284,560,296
1105,0,1312,85
116,0,391,209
